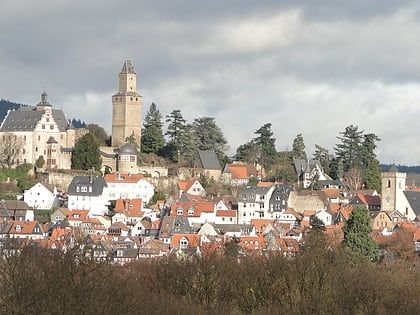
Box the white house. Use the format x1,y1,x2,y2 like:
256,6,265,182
177,179,206,197
67,176,110,216
23,182,59,210
314,209,332,226
104,173,155,205
237,185,275,224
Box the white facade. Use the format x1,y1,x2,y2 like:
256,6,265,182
237,186,275,224
315,209,332,226
105,174,155,205
23,182,59,210
68,187,110,216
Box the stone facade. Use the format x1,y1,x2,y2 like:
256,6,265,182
111,60,143,148
0,92,85,170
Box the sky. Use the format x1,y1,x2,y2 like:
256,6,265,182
1,1,420,165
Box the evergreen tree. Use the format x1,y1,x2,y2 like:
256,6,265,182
292,133,307,160
313,144,333,175
235,141,259,164
192,117,227,158
164,109,186,161
253,123,277,171
178,124,199,164
310,215,326,232
361,133,381,191
141,103,165,154
71,133,102,171
335,125,364,171
87,124,109,145
342,206,380,262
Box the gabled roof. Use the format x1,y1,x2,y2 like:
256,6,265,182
67,176,107,196
170,201,216,217
197,150,221,170
104,173,144,183
9,220,42,235
114,198,144,217
225,163,258,179
292,159,322,174
403,190,420,216
59,208,89,221
177,180,199,192
2,200,32,211
170,234,201,249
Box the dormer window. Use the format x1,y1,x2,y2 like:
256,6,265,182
177,209,183,215
15,225,22,232
188,209,195,216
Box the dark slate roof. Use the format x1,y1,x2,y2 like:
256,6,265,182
67,176,107,196
403,191,420,216
120,60,136,74
197,150,221,170
239,186,272,202
292,159,322,174
47,136,58,144
269,184,293,212
118,143,137,155
51,109,71,131
0,107,70,132
0,108,43,131
389,164,399,172
100,150,116,158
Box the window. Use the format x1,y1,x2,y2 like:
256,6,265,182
42,124,45,129
81,186,88,192
387,180,391,188
180,238,188,249
38,136,41,141
50,125,54,130
177,209,183,215
188,209,194,216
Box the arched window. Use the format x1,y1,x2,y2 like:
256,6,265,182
387,180,391,188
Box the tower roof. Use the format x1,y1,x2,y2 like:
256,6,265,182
389,164,399,172
120,60,136,74
37,91,52,107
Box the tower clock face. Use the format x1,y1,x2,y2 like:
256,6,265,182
386,195,390,203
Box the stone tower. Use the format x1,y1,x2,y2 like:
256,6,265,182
111,60,143,147
381,164,406,211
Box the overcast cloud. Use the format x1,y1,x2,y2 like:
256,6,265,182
1,1,420,164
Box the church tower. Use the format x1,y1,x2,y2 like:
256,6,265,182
111,60,143,147
381,164,406,211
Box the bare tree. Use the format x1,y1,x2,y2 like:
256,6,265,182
0,133,23,167
342,167,363,190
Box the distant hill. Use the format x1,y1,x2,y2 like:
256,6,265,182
0,99,86,128
0,99,26,122
380,164,420,174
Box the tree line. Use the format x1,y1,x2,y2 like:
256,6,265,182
71,103,382,190
0,233,418,314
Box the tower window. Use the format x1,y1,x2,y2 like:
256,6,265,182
387,180,391,188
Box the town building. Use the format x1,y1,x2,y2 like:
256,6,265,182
0,92,85,169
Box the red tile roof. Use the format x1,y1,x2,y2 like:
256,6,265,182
177,180,198,192
104,173,144,183
114,198,144,217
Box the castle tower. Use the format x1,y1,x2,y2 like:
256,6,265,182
111,60,143,147
381,164,407,211
36,91,52,111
